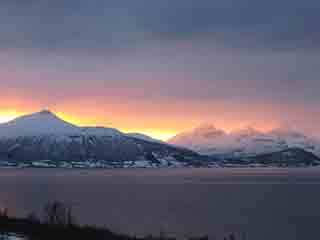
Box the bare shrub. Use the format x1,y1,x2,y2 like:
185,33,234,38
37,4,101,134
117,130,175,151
43,201,75,227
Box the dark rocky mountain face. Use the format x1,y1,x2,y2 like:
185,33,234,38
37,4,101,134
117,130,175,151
219,148,320,167
247,148,320,167
0,133,203,168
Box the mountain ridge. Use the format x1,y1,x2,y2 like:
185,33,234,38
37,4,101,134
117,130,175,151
0,111,319,168
169,124,320,158
0,110,204,168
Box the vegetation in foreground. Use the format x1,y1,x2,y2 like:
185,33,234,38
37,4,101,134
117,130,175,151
0,201,240,240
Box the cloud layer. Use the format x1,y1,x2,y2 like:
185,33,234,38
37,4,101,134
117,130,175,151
0,0,319,138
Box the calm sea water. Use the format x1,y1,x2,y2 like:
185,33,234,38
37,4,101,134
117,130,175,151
0,168,320,240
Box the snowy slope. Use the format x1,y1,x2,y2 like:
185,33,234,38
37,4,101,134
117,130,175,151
0,110,130,139
126,133,163,143
169,124,320,158
82,127,123,137
0,110,81,138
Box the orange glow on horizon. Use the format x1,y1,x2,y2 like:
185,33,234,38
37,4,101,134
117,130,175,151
0,110,26,124
57,112,177,140
0,108,280,141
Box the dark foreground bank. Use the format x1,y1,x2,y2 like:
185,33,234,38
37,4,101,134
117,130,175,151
0,201,239,240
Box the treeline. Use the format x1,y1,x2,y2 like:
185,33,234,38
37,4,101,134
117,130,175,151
0,201,240,240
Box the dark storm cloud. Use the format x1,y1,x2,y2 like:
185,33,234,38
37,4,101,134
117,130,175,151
0,0,320,49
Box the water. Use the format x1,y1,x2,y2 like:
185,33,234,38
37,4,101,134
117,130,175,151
0,168,320,240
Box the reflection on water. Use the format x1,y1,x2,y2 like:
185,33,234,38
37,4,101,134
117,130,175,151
0,168,320,240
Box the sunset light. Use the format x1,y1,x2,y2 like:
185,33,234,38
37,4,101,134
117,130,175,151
124,130,176,141
0,111,23,124
0,109,280,141
52,112,177,141
0,1,319,239
0,110,176,141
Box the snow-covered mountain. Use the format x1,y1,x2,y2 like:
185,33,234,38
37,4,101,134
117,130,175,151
0,110,80,138
1,111,318,168
0,110,123,139
126,133,164,143
0,110,203,168
169,124,320,158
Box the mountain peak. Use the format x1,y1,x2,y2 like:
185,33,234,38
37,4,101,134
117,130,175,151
12,110,64,123
38,109,54,115
0,110,80,138
0,111,126,140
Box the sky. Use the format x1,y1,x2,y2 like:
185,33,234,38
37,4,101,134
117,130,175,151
0,0,320,140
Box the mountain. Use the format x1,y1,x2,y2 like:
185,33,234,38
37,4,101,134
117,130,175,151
219,148,320,167
1,112,318,168
270,128,320,153
169,124,320,159
126,133,163,143
0,110,80,138
0,110,204,168
169,124,229,155
247,148,320,167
